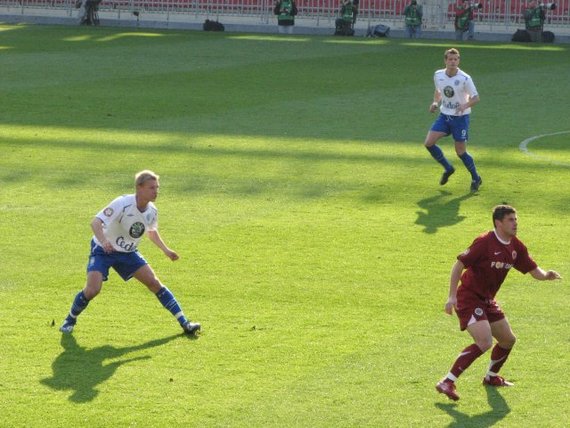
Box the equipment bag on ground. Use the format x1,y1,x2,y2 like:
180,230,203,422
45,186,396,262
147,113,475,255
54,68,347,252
367,24,390,37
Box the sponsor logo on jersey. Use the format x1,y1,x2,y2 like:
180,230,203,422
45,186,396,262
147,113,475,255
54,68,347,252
443,101,460,110
474,307,484,316
443,85,455,97
512,250,517,259
129,222,145,238
103,207,114,217
491,261,513,270
116,236,136,252
454,80,460,86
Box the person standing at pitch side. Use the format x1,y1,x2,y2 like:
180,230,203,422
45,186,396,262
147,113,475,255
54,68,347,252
436,205,561,401
424,48,482,193
59,170,201,335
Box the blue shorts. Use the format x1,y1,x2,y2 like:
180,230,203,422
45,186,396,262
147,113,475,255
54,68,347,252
430,113,470,142
87,239,147,281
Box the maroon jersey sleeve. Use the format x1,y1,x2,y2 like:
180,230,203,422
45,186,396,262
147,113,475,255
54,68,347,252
457,233,488,266
513,238,538,274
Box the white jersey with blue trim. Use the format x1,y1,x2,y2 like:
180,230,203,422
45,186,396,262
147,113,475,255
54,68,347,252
94,194,158,253
434,68,478,116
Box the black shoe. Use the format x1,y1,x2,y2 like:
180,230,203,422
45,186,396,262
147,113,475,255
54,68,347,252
470,176,482,193
183,321,201,335
440,167,455,185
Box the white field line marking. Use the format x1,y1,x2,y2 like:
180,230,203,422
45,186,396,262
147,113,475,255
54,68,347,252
519,131,570,167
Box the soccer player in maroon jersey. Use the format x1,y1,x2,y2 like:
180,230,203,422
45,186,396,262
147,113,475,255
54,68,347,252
436,205,561,401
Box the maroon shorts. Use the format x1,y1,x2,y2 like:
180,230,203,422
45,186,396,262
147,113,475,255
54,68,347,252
455,287,505,331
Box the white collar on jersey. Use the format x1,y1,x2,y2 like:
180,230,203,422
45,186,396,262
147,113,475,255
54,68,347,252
493,229,511,245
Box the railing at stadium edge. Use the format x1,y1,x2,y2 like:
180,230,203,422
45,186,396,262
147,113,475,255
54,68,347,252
2,0,569,30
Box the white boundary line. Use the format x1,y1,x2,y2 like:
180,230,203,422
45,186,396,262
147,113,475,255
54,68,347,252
519,130,570,167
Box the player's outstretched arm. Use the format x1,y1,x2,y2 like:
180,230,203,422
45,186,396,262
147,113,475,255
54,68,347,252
147,229,179,261
530,267,562,281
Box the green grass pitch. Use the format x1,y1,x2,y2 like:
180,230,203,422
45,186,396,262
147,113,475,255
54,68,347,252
0,24,569,426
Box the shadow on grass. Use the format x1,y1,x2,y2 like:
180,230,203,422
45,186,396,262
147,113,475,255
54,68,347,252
41,333,183,403
415,190,475,234
435,386,511,427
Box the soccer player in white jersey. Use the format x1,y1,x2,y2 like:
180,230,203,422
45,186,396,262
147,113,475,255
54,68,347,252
424,48,482,193
59,170,201,335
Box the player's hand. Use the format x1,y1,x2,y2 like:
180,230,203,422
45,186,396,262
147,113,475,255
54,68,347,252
546,270,562,280
165,249,179,261
429,102,438,113
101,240,114,254
444,297,456,315
455,103,468,114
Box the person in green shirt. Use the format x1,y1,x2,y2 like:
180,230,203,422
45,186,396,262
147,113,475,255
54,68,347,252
404,0,423,38
335,0,357,36
523,0,547,42
274,0,298,34
454,0,477,41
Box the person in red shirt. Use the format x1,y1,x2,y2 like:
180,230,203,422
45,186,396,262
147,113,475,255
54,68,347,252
436,205,561,401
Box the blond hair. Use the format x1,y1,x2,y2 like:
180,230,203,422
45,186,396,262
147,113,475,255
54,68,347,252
444,48,460,59
135,170,159,187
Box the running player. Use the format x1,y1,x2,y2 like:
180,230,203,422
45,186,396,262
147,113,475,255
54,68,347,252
424,48,482,193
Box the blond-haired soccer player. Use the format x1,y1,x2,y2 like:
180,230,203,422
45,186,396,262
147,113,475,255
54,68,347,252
59,170,200,335
436,205,561,401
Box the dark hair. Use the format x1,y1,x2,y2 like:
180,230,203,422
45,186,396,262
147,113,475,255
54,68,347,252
492,204,516,226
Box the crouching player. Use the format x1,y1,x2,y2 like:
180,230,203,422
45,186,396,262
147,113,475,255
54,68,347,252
59,170,201,335
436,205,561,401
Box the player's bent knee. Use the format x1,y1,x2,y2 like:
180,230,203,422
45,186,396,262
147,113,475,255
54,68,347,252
144,278,163,293
83,285,101,300
476,339,494,352
502,334,517,349
83,274,103,299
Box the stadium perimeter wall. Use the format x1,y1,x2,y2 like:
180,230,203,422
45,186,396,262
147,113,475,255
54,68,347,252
1,1,569,43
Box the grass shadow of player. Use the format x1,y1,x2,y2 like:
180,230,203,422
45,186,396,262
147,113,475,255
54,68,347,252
435,386,511,427
415,190,475,234
41,333,182,403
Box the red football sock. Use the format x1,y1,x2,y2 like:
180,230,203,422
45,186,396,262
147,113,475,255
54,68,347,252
449,343,485,379
487,344,512,375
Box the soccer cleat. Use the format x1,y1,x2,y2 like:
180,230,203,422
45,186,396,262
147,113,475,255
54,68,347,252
483,375,514,387
470,176,483,193
440,167,456,185
183,321,201,335
59,319,76,334
436,380,460,401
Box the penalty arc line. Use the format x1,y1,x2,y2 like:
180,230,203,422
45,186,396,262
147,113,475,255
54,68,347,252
519,130,570,167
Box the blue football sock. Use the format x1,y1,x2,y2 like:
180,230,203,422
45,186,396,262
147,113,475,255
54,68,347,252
156,287,188,325
459,152,479,181
426,145,453,171
69,291,90,319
